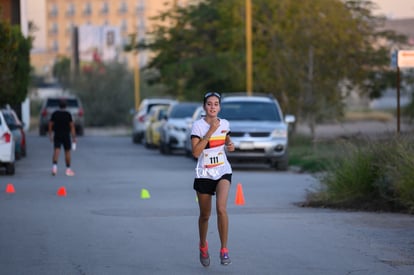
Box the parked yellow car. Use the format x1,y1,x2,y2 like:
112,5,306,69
144,105,168,148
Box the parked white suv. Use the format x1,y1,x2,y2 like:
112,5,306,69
184,105,206,157
39,96,84,136
159,102,200,154
132,98,177,144
0,110,15,175
220,94,295,170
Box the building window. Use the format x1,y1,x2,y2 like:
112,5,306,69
83,2,92,16
66,40,72,52
120,19,128,33
52,40,59,52
66,3,75,17
137,17,145,29
101,2,109,14
49,4,58,17
118,1,128,14
136,1,145,15
66,22,74,34
49,22,58,35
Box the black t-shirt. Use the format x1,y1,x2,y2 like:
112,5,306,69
50,110,73,137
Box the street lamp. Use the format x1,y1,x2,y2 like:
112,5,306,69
246,0,252,96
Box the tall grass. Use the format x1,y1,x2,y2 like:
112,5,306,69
387,140,414,212
304,136,414,213
289,135,338,172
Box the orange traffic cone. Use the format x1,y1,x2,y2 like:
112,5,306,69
57,186,67,197
235,183,245,205
5,183,15,194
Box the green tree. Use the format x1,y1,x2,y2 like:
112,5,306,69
52,56,71,90
145,0,406,136
146,0,246,100
70,62,135,126
252,0,398,134
0,20,32,106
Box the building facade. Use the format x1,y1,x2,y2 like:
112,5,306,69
28,0,197,75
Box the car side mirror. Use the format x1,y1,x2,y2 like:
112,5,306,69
285,115,295,124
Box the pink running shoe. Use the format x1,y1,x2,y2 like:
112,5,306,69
65,168,75,176
52,167,57,176
220,248,231,265
199,242,210,267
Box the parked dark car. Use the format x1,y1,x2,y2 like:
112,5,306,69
39,96,84,136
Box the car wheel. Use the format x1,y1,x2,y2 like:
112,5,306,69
160,141,171,155
77,126,84,136
273,152,289,171
15,151,21,161
144,137,152,149
165,142,172,155
132,134,140,144
5,162,15,175
39,126,46,136
159,141,166,154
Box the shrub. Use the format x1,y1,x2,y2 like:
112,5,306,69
307,136,414,213
71,62,134,126
386,138,414,212
289,135,337,172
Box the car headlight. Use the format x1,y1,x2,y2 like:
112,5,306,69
167,124,180,131
271,129,287,138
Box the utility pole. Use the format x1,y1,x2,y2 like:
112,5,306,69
246,0,253,96
129,33,140,111
397,66,400,134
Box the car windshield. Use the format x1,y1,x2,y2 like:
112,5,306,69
47,98,79,107
147,103,170,113
220,101,281,121
2,112,19,129
158,109,167,120
169,104,198,119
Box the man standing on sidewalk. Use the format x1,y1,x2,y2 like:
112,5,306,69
48,99,76,176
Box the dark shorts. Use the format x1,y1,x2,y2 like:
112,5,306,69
193,174,232,195
54,135,71,151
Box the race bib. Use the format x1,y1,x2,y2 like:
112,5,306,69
203,149,225,168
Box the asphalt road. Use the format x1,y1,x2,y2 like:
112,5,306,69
0,132,413,275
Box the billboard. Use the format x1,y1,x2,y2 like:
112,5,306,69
397,50,414,68
78,25,121,63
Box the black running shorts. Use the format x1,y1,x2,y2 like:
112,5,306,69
54,135,71,151
193,174,232,195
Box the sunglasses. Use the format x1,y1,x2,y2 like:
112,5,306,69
204,92,221,98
